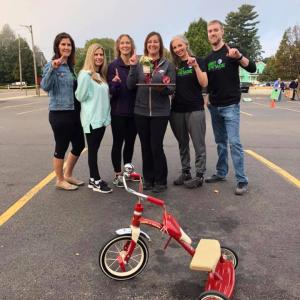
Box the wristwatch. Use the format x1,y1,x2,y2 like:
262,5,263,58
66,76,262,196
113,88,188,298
237,54,243,61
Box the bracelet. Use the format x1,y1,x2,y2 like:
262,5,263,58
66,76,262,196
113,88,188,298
237,54,243,61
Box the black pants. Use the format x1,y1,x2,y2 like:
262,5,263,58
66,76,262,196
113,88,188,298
49,111,85,159
85,126,106,180
111,115,137,173
135,115,169,185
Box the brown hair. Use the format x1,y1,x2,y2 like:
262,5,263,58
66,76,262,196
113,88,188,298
52,32,75,68
144,31,164,58
207,20,224,28
115,34,135,58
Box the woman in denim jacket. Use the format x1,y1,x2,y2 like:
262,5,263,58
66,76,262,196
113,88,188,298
41,32,85,191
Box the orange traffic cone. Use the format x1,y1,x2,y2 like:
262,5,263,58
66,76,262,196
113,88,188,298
270,100,276,108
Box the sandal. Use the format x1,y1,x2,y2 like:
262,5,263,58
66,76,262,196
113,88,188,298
64,177,84,186
56,180,78,191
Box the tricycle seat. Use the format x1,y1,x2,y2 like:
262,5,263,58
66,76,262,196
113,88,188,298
190,239,221,272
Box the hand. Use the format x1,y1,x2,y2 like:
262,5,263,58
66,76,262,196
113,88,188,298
52,56,66,69
225,43,241,60
112,68,121,82
162,75,170,84
187,56,198,68
129,50,138,65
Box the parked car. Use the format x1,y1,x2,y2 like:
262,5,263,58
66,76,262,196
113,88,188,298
240,82,251,93
9,82,27,89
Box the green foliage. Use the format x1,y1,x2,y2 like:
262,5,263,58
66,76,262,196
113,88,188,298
259,25,300,81
184,18,211,58
0,24,36,84
224,4,262,60
75,38,115,73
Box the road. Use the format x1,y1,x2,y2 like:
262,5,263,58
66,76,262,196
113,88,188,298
0,91,300,300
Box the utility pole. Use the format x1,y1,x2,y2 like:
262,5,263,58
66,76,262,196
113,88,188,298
18,35,23,90
21,25,39,96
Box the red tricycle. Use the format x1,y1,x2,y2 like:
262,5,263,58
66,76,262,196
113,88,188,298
99,164,238,300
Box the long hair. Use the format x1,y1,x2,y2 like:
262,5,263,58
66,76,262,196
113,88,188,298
115,34,135,58
144,31,164,58
52,32,76,68
170,35,194,67
82,43,107,83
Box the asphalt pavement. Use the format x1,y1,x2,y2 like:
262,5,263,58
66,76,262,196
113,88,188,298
0,91,300,300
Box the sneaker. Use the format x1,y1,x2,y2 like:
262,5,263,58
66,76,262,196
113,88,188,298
173,172,192,185
113,175,124,188
93,180,113,193
235,182,248,195
152,184,167,193
184,173,204,189
205,174,226,183
88,178,109,189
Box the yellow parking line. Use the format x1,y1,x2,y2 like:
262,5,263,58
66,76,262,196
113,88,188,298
0,148,87,227
0,171,56,226
245,149,300,188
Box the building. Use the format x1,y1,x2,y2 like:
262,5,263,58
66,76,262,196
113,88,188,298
239,61,265,84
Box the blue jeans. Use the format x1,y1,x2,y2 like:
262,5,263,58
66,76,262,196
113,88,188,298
208,103,248,184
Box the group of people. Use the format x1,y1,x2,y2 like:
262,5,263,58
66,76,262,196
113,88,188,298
41,20,256,196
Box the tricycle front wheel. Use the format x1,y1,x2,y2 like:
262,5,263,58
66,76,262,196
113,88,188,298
99,234,149,280
198,290,229,300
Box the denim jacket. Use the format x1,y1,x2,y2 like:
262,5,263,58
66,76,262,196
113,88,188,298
41,62,76,111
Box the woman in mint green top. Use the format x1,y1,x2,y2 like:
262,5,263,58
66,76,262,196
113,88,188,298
75,43,112,193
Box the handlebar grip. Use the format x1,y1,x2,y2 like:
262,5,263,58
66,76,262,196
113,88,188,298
147,195,164,206
130,172,141,180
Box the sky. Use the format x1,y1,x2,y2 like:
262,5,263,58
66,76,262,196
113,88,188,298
1,0,300,61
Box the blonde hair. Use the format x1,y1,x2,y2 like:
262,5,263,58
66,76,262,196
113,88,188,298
115,34,135,58
169,35,194,67
82,43,107,83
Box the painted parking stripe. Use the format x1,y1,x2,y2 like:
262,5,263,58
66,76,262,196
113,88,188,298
245,149,300,188
0,95,35,101
241,111,253,117
252,101,300,113
0,148,87,227
0,101,44,110
17,107,48,115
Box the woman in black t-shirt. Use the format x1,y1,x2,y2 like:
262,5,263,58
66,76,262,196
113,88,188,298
169,35,208,188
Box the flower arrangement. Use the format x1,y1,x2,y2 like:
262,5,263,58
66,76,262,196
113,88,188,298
139,56,153,83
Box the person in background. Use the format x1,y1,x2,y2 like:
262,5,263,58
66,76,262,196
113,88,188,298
41,32,85,191
289,78,298,100
272,78,282,102
204,20,256,196
107,34,137,188
127,31,176,193
169,35,208,189
75,43,112,193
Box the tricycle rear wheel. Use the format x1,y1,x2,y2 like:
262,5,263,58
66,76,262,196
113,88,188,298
198,290,229,300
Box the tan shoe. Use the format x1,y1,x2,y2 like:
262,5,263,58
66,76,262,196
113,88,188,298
56,180,78,191
64,177,84,186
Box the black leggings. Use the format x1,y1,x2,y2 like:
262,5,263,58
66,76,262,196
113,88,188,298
49,112,85,159
85,126,106,180
111,115,137,173
134,115,169,185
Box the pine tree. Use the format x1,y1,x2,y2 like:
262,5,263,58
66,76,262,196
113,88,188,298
184,18,211,58
224,4,262,60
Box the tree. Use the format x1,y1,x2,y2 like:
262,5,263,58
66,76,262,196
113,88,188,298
260,25,300,81
0,24,37,84
224,4,262,60
184,18,211,57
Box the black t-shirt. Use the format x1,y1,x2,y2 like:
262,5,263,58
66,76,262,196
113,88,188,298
172,57,206,112
205,44,256,107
